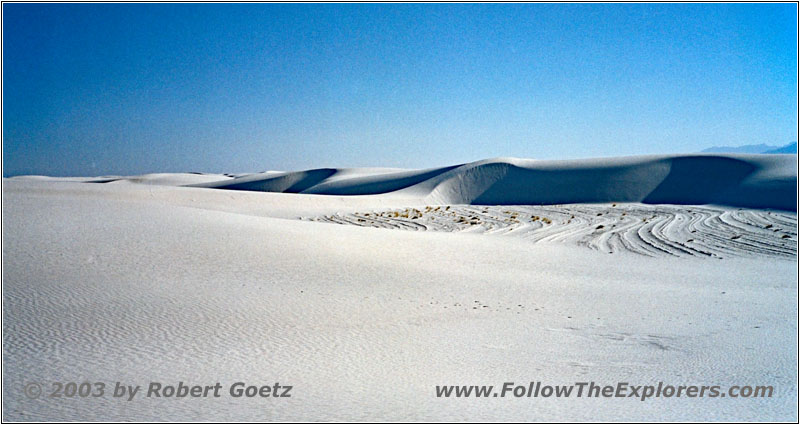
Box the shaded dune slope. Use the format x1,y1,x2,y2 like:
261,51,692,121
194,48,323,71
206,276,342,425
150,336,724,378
197,168,337,193
190,154,797,211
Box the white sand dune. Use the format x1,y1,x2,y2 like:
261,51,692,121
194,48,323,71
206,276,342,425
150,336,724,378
10,172,236,186
192,154,797,211
2,154,797,421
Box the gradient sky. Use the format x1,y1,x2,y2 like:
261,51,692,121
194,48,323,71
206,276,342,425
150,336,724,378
3,3,797,176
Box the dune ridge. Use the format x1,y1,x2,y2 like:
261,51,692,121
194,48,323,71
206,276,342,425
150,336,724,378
190,154,797,211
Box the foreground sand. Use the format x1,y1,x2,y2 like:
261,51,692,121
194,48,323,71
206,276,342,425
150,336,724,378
2,170,797,421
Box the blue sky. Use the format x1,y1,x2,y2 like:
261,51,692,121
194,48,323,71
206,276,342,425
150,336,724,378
3,3,797,176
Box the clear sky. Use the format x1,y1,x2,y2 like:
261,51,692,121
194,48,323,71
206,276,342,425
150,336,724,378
3,3,797,176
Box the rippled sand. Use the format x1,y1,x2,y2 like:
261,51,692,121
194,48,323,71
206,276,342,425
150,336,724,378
307,204,797,258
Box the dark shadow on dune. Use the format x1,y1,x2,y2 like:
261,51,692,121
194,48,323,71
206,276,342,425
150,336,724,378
84,178,121,183
721,174,798,211
460,157,795,211
215,168,338,193
643,155,797,211
642,156,756,206
307,165,462,195
469,161,664,205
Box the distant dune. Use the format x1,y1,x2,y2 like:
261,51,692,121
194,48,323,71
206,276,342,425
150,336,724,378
191,154,797,211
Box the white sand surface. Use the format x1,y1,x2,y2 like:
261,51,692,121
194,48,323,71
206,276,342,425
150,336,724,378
2,154,797,421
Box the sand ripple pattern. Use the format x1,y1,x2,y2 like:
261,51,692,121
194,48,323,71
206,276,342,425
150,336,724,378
306,204,797,259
